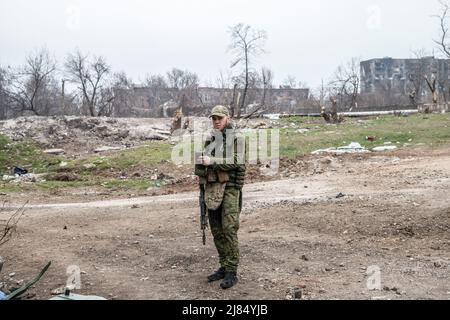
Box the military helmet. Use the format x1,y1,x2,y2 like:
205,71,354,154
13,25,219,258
209,105,230,118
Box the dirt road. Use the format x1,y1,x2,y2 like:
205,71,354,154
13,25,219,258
1,150,449,300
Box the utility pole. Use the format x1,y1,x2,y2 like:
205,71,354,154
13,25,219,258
61,79,65,113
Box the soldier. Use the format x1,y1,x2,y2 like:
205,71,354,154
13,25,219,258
195,105,246,289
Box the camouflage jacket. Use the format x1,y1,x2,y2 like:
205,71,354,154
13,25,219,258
194,122,245,189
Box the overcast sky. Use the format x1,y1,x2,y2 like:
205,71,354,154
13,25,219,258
0,0,444,89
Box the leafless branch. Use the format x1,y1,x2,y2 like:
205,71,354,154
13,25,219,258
0,201,27,247
433,1,450,58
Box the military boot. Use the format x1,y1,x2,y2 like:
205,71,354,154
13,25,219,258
207,267,226,282
220,271,238,289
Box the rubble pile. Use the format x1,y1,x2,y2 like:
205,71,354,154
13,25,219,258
0,116,172,156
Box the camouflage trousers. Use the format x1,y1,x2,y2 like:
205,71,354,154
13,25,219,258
208,186,242,273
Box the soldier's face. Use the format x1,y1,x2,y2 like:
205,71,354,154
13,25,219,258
211,116,229,131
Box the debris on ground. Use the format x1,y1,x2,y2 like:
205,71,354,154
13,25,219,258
2,173,46,183
43,148,65,155
94,146,122,153
13,167,28,175
0,116,171,156
372,146,398,152
311,142,370,154
170,108,183,134
321,98,345,124
263,114,280,120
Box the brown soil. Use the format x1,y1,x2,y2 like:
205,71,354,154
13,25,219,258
0,148,449,300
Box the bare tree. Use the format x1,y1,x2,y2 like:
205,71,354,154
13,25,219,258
0,201,26,247
433,1,450,105
166,68,184,89
216,70,233,89
228,23,267,117
406,49,430,106
7,48,57,116
64,50,111,116
161,68,200,115
307,79,328,110
104,71,134,117
434,1,450,58
142,74,171,116
328,57,360,111
424,74,438,104
145,74,168,89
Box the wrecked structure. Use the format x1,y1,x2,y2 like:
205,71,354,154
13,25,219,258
360,56,450,106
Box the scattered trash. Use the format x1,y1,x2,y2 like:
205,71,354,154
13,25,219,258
94,146,122,153
13,167,28,175
0,291,6,300
312,142,370,154
263,114,280,120
2,173,46,183
372,146,397,152
2,175,16,181
43,148,65,155
293,288,302,299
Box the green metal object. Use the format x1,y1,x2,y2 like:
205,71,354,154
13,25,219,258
5,261,51,300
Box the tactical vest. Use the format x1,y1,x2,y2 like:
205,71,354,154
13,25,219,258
195,124,245,189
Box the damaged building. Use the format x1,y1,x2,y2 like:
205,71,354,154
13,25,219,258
360,57,450,106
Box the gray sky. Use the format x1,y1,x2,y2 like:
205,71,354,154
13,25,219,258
0,0,444,89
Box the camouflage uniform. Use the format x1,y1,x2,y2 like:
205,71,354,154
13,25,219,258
195,112,245,274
